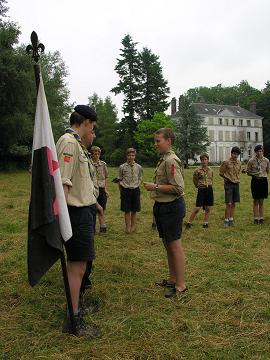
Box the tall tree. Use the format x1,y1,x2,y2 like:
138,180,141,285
111,34,141,144
173,96,209,164
88,93,118,162
134,112,174,165
138,47,170,119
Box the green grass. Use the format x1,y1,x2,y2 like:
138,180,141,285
0,168,270,360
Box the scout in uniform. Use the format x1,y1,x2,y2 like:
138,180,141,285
246,144,269,224
118,148,143,233
144,128,187,298
91,146,109,233
186,153,214,229
56,105,101,337
219,146,241,227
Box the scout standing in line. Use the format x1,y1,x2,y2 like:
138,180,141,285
144,128,187,298
91,146,109,233
186,153,214,229
246,144,269,224
118,148,143,233
56,105,101,337
219,146,241,227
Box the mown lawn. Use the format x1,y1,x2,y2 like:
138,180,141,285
0,168,270,360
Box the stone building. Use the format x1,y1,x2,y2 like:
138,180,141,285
171,97,263,162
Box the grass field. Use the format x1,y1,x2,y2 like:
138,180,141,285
0,168,270,360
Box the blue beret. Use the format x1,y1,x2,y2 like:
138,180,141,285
254,144,263,152
74,105,97,122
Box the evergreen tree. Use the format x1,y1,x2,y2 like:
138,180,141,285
111,34,141,145
88,93,118,162
138,47,170,119
173,96,209,164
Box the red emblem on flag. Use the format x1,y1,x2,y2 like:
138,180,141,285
171,164,174,174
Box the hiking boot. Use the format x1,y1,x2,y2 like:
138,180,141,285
100,226,107,233
254,219,259,225
185,223,192,230
79,296,99,315
259,219,264,225
224,220,229,228
164,287,188,298
155,279,175,288
229,220,234,227
62,314,102,338
202,223,208,229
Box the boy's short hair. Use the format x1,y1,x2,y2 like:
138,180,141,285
91,146,101,154
126,148,136,155
231,146,241,155
200,153,209,160
254,144,263,152
155,128,175,144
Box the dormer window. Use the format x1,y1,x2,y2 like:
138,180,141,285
219,118,222,125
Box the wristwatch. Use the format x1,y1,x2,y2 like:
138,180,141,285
155,184,159,191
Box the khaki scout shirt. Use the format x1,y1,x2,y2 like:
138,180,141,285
56,133,96,207
219,157,241,183
92,160,108,188
151,150,184,202
119,162,142,189
247,156,270,178
193,166,213,188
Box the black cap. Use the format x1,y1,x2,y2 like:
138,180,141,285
231,146,241,154
74,105,97,122
254,144,263,152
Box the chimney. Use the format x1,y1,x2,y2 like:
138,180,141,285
171,97,176,115
178,95,184,112
250,102,256,114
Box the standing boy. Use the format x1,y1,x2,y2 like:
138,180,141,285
219,146,241,227
91,146,109,233
186,153,214,229
56,105,101,337
144,128,187,298
119,148,143,233
246,144,269,224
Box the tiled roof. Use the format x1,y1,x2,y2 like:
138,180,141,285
192,103,262,119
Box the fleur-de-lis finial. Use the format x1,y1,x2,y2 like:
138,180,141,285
26,31,45,63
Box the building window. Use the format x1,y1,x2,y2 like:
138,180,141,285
248,147,252,157
225,119,229,126
219,118,222,125
225,131,230,141
208,117,214,125
247,120,251,127
232,119,235,126
239,119,243,126
255,132,258,142
218,130,223,141
209,130,215,141
231,131,236,141
247,132,251,140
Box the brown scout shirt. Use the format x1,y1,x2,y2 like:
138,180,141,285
119,162,143,189
219,157,241,183
193,166,213,188
56,133,96,207
246,156,270,178
151,150,184,202
92,160,108,188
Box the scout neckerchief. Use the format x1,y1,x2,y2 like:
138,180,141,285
255,155,263,174
200,166,209,187
65,128,89,159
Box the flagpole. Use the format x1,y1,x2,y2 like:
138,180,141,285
26,31,76,335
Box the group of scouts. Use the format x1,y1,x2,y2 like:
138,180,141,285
186,144,269,229
55,104,268,338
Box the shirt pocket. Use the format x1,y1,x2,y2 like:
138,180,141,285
78,153,90,178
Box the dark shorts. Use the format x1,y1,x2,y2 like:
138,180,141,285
65,205,96,262
97,188,108,210
251,177,268,199
224,181,240,203
120,186,141,212
153,198,186,242
196,186,214,209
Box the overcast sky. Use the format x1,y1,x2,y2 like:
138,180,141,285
7,0,270,116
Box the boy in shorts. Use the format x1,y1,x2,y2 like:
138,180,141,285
118,148,143,233
246,144,269,224
219,146,241,227
186,153,214,229
91,146,109,233
144,128,187,298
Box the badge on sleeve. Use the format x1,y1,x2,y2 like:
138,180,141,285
64,155,71,163
171,163,175,174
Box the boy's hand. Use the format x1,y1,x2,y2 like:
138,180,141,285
143,182,156,191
